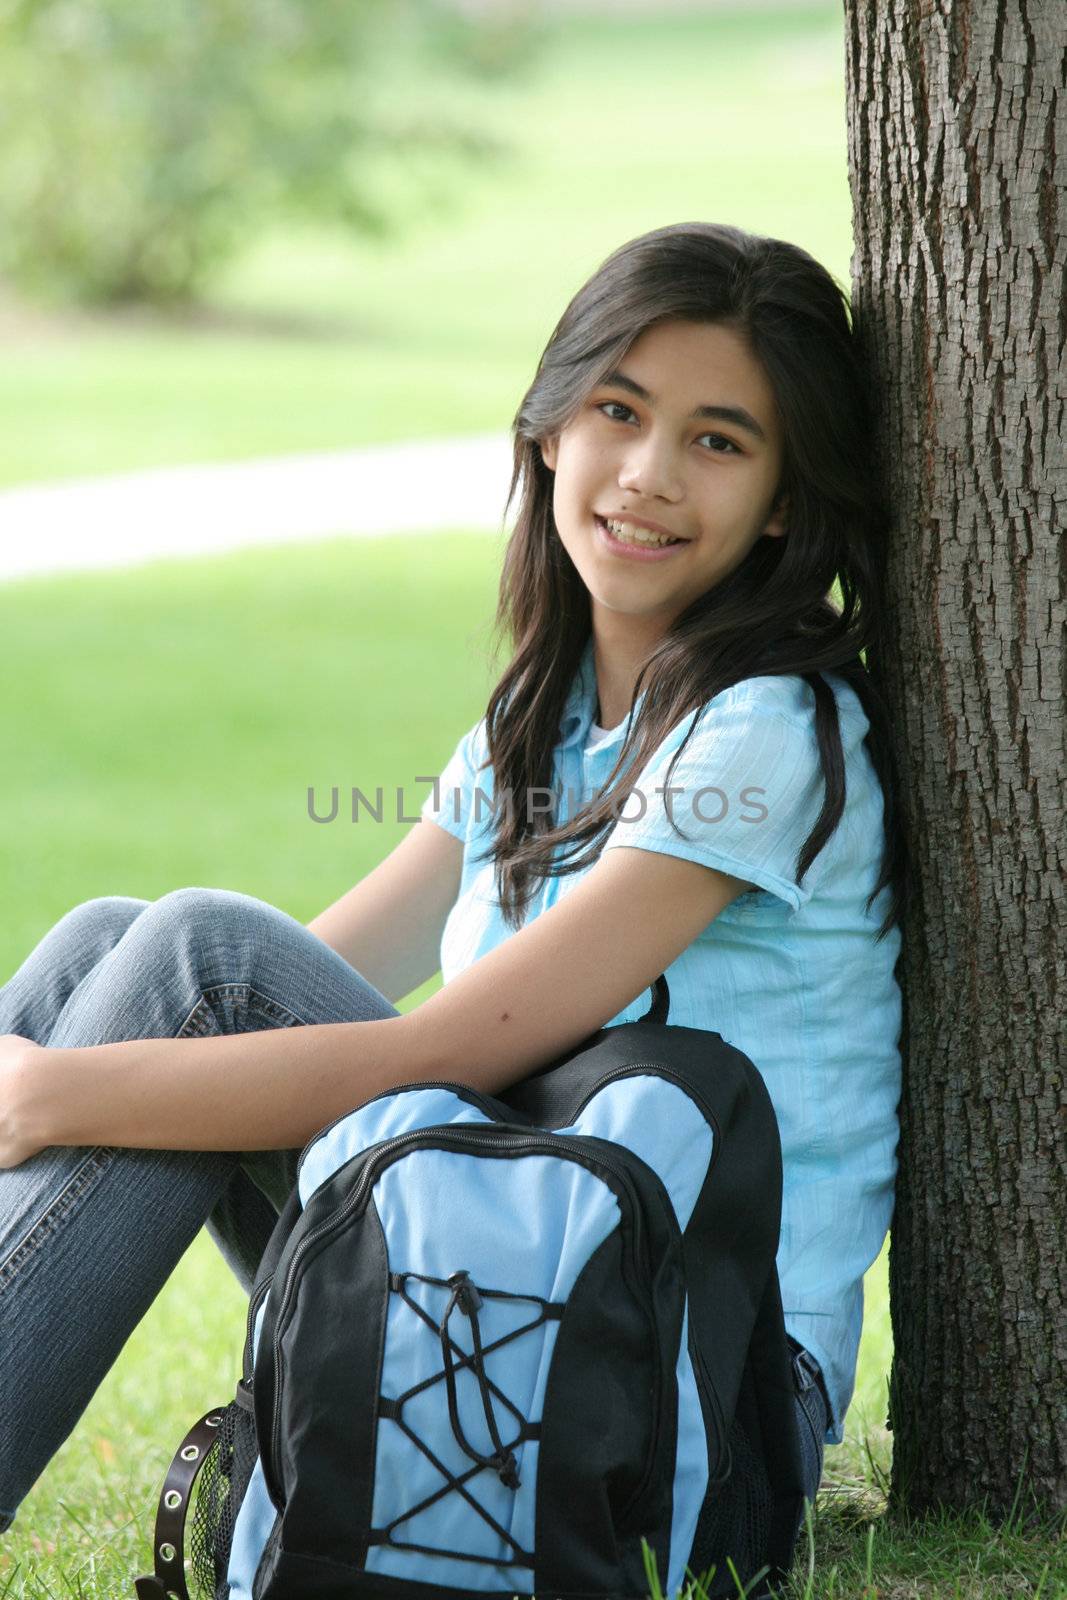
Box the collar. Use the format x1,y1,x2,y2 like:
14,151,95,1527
557,638,596,749
557,637,649,751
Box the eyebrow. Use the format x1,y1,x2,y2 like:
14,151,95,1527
600,368,768,443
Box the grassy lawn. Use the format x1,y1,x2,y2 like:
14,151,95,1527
2,537,1062,1596
0,536,503,966
0,5,854,486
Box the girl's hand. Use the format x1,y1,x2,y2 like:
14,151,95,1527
0,1034,51,1169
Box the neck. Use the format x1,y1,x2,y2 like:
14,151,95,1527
590,614,665,730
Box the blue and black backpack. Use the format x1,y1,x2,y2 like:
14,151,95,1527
134,976,807,1600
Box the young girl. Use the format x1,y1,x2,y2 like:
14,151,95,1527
0,221,905,1550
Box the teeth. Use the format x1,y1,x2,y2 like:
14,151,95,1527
604,517,681,547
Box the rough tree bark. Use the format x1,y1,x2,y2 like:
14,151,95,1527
842,0,1065,1520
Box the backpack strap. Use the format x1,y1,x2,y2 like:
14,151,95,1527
133,1406,227,1600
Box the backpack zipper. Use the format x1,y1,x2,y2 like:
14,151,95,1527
241,1273,274,1386
294,1080,511,1184
293,1054,722,1187
588,1063,728,1486
691,1341,729,1484
543,1058,727,1491
549,1061,728,1495
564,1060,721,1170
277,1061,726,1517
247,1065,710,1390
258,1123,661,1517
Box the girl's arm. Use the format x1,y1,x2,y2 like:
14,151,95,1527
306,818,464,1003
9,844,752,1158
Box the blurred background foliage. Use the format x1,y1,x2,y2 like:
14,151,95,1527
0,0,545,306
0,2,850,485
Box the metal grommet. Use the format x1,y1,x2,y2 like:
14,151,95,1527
158,1540,177,1562
163,1489,182,1510
206,1413,223,1427
180,1444,200,1462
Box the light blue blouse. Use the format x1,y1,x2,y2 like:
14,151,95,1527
421,637,903,1445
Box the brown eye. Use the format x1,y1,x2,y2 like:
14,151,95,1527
697,433,742,455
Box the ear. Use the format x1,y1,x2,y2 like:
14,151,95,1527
763,491,788,538
539,434,558,473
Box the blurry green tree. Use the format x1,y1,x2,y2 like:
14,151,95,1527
0,0,542,306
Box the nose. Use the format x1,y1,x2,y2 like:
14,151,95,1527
616,430,685,501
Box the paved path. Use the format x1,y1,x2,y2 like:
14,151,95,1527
0,433,515,582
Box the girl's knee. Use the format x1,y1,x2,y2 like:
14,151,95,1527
139,887,280,953
150,887,259,928
55,895,149,946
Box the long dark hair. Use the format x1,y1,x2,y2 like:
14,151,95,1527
474,221,908,943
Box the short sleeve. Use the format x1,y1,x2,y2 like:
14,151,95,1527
419,719,490,845
600,688,826,914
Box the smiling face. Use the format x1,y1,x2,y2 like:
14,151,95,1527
539,318,788,642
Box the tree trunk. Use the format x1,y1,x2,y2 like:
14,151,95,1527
842,0,1066,1520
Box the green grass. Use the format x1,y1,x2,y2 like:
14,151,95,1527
646,1488,1067,1599
0,4,853,486
0,532,498,1591
0,531,503,964
1,539,1065,1595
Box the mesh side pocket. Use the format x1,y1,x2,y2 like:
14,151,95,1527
686,1396,773,1598
188,1397,260,1600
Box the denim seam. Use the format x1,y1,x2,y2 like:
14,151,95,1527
798,1382,823,1443
242,987,309,1028
177,985,309,1038
799,1385,827,1476
0,1146,117,1289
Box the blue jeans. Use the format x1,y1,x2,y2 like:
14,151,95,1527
0,889,401,1531
788,1333,829,1543
0,889,829,1535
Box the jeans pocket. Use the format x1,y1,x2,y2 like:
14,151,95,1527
178,983,307,1040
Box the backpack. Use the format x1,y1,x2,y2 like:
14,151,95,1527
134,975,807,1600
